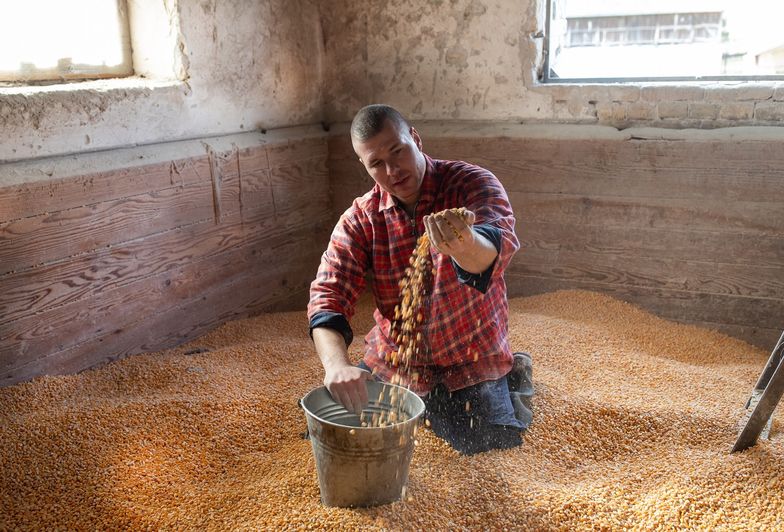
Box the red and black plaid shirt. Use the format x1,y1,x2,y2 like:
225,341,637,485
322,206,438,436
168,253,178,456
308,155,519,394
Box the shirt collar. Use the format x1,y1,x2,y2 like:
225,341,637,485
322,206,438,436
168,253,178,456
378,155,438,213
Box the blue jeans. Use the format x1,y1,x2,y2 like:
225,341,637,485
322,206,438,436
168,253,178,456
359,361,525,455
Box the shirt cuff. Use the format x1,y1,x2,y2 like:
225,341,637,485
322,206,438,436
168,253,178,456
309,311,354,347
450,223,502,294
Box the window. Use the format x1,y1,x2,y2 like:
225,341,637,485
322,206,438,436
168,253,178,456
565,13,721,48
544,0,784,82
0,0,132,83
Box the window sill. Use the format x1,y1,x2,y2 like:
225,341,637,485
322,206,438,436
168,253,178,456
0,77,194,162
0,76,187,96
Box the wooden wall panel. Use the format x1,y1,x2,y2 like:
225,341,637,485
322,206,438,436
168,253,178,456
518,221,784,268
509,192,782,235
1,211,246,325
511,249,784,301
4,127,781,385
0,179,236,275
327,136,373,214
0,133,330,386
328,133,784,350
2,241,320,386
0,219,326,375
0,157,211,222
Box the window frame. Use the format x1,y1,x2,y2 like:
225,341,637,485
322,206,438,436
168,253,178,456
542,0,784,84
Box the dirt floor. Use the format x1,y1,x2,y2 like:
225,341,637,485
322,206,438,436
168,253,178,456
1,289,782,530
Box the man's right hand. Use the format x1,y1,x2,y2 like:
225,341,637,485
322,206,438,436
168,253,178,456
312,327,372,415
324,363,372,415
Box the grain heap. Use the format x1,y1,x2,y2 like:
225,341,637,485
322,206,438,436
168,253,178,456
2,289,784,530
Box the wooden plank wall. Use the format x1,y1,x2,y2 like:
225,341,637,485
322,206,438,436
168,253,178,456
1,133,331,386
328,133,784,350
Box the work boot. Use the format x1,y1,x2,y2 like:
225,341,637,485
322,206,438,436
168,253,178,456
507,352,534,427
507,352,534,398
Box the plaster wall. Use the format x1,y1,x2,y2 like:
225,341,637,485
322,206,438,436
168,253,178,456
5,0,784,166
321,0,784,128
0,0,324,163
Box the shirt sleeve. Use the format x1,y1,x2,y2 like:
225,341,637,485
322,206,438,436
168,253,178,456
455,163,520,285
307,204,370,342
450,223,501,294
309,311,354,347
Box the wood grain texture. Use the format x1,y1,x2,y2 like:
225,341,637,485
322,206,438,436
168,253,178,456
327,136,372,219
427,138,784,201
1,211,245,325
0,168,330,327
510,192,782,235
0,177,239,275
517,221,784,268
511,248,784,300
0,220,329,370
1,257,318,386
0,157,212,222
266,137,328,167
0,235,324,384
0,134,330,385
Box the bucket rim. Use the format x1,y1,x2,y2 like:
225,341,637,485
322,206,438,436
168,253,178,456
301,382,425,431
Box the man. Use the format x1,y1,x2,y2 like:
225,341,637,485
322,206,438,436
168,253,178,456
308,104,533,454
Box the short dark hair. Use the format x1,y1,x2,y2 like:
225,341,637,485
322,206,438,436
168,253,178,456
350,104,410,142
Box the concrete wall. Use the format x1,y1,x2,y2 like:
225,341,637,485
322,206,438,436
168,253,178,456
320,0,784,128
0,0,324,163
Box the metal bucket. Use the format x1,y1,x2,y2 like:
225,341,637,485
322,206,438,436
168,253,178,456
301,381,426,507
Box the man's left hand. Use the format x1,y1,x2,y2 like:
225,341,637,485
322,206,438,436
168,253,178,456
423,208,476,258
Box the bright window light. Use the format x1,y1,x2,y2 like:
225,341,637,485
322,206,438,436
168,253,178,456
0,0,132,82
545,0,784,82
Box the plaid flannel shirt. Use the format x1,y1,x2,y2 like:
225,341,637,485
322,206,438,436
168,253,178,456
308,155,519,395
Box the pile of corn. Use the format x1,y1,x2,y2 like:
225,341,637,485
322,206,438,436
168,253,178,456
2,290,783,530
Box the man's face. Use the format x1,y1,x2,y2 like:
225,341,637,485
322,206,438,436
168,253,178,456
352,119,427,210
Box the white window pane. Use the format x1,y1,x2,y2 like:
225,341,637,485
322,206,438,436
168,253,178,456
0,0,132,81
548,0,784,79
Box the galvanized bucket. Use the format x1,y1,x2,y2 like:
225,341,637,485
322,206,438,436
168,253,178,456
301,381,426,507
